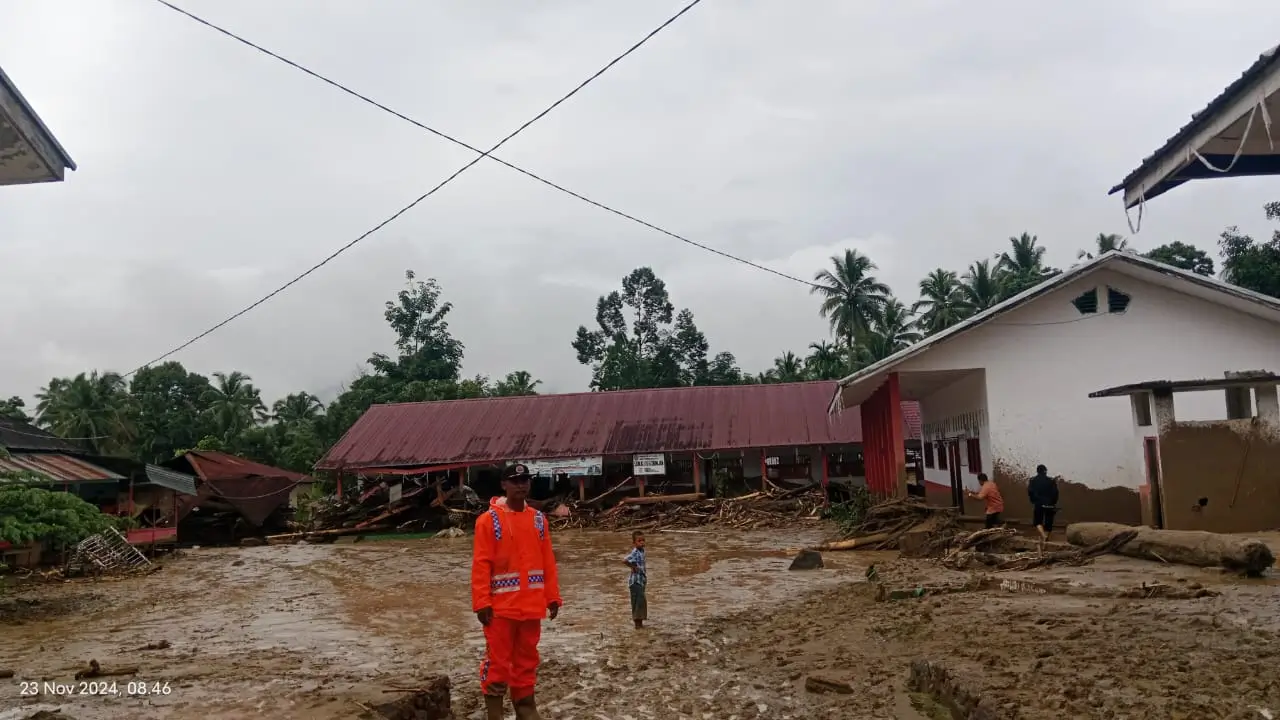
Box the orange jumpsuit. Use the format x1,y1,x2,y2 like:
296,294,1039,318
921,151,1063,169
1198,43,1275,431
471,504,561,700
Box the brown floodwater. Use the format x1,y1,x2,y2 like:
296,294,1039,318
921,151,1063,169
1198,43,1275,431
0,528,861,719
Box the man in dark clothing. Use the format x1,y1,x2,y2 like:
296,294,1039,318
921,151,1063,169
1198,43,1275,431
1028,464,1060,542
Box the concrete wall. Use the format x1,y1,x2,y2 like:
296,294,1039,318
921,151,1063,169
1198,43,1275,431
1158,420,1280,532
896,268,1280,525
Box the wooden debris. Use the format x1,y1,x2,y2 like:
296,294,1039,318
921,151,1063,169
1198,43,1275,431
1066,522,1276,576
374,674,452,720
0,669,13,679
943,528,1139,572
619,493,704,505
554,487,826,531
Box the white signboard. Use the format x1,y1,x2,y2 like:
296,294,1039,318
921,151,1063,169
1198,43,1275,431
389,483,403,503
632,453,666,476
521,456,602,477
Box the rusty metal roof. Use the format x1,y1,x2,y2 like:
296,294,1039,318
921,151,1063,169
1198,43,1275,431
317,381,922,470
168,451,306,527
183,450,307,482
0,452,123,483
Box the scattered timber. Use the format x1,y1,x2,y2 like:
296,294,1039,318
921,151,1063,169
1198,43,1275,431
555,487,826,531
619,493,705,505
265,525,390,543
75,659,138,680
1066,522,1276,576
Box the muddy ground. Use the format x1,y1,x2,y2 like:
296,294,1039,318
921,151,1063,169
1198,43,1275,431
1,528,1278,720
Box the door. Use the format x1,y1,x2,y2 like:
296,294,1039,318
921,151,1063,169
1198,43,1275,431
946,441,964,509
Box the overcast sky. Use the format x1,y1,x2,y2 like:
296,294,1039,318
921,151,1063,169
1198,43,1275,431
3,0,1279,404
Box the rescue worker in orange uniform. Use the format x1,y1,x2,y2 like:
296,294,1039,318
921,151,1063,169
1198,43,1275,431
472,463,562,720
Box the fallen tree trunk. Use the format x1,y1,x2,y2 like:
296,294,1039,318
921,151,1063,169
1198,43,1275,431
811,532,893,551
619,493,704,505
1066,522,1275,576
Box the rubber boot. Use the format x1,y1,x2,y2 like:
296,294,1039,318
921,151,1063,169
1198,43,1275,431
513,694,541,720
484,694,506,720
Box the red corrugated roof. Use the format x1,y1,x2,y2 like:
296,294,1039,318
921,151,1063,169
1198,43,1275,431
317,381,921,471
0,453,123,483
184,451,307,482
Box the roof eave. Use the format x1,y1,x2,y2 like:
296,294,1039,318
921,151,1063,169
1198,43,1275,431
1111,46,1280,208
0,65,76,176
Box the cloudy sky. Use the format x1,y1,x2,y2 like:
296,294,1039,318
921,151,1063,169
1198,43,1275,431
3,0,1279,404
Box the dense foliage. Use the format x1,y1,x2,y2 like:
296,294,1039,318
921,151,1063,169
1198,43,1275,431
0,481,116,546
8,213,1275,476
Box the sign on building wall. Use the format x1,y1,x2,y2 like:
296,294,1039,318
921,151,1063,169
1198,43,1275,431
389,483,403,503
632,453,666,476
521,456,603,477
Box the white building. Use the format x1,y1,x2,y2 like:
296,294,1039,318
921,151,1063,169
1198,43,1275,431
829,251,1280,525
0,65,75,187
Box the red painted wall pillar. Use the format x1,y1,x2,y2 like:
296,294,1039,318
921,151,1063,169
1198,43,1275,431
886,372,907,499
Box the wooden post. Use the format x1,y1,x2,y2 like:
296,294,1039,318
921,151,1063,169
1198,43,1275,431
760,451,768,492
577,477,586,501
336,472,344,502
637,476,646,497
820,445,829,506
692,456,702,495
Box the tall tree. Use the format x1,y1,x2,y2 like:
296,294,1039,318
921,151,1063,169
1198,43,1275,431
1078,233,1129,260
129,362,215,463
804,340,847,380
959,259,1004,313
912,268,969,335
1219,202,1280,299
768,352,806,383
492,371,542,397
35,371,134,454
205,371,267,442
1144,241,1215,276
811,249,891,353
572,267,724,390
271,392,325,424
0,396,32,423
998,232,1055,298
369,270,466,384
858,299,922,364
703,351,744,386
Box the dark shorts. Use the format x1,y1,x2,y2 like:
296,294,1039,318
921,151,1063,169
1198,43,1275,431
629,582,647,621
1033,505,1058,533
984,512,1002,529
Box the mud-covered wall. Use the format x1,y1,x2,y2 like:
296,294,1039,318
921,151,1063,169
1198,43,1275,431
1158,421,1280,533
990,459,1143,526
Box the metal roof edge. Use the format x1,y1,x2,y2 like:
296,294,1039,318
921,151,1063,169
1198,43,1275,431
1109,44,1280,196
0,64,76,171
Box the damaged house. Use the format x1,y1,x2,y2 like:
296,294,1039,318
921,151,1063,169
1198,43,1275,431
165,450,311,544
830,251,1280,525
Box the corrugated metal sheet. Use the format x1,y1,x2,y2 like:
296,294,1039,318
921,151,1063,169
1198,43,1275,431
318,381,922,470
171,451,306,527
144,464,198,496
0,452,123,482
184,450,307,482
0,417,87,453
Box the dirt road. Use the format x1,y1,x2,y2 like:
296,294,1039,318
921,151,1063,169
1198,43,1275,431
2,528,1278,719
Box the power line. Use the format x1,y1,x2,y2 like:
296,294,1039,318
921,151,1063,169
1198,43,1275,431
127,0,713,378
149,0,818,289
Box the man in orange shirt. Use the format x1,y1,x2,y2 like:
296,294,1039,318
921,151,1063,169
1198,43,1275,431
967,472,1004,528
472,464,562,720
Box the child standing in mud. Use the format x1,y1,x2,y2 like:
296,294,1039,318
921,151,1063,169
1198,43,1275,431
623,531,647,629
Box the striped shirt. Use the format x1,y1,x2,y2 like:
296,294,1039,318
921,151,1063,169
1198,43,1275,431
624,547,646,587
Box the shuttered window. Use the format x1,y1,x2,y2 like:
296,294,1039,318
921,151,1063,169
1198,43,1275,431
966,438,982,474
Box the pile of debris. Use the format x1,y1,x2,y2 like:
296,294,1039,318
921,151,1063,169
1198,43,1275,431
554,486,826,532
814,497,959,553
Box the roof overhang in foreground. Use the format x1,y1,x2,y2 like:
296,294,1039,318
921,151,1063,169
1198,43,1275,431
829,251,1280,414
1090,373,1280,398
1110,44,1280,209
0,65,76,186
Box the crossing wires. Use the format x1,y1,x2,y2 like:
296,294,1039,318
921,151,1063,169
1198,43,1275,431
131,0,816,376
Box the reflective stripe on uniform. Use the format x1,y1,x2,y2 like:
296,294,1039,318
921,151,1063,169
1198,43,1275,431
492,572,521,594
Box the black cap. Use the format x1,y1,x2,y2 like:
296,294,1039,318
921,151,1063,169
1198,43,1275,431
506,463,531,479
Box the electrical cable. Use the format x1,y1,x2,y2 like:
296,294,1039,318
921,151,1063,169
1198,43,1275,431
149,0,817,290
126,0,713,377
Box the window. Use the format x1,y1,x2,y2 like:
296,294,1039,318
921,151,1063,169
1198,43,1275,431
1072,289,1099,314
1107,287,1131,314
923,442,935,469
1132,393,1152,427
965,438,982,474
1226,387,1254,420
937,442,948,470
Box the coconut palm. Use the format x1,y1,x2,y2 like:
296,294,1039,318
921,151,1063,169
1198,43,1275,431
769,352,806,383
205,371,267,440
811,249,891,353
804,340,847,380
858,299,922,363
998,232,1055,298
271,392,325,425
912,269,969,335
493,370,542,396
1078,233,1129,261
959,259,1004,313
35,371,135,454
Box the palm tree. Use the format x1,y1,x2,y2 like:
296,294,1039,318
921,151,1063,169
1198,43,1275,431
811,249,891,353
1078,233,1129,261
804,341,847,380
271,392,325,425
998,233,1053,299
912,269,969,335
493,370,542,396
770,352,806,383
959,259,1004,313
35,371,135,454
205,371,267,440
858,299,922,363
